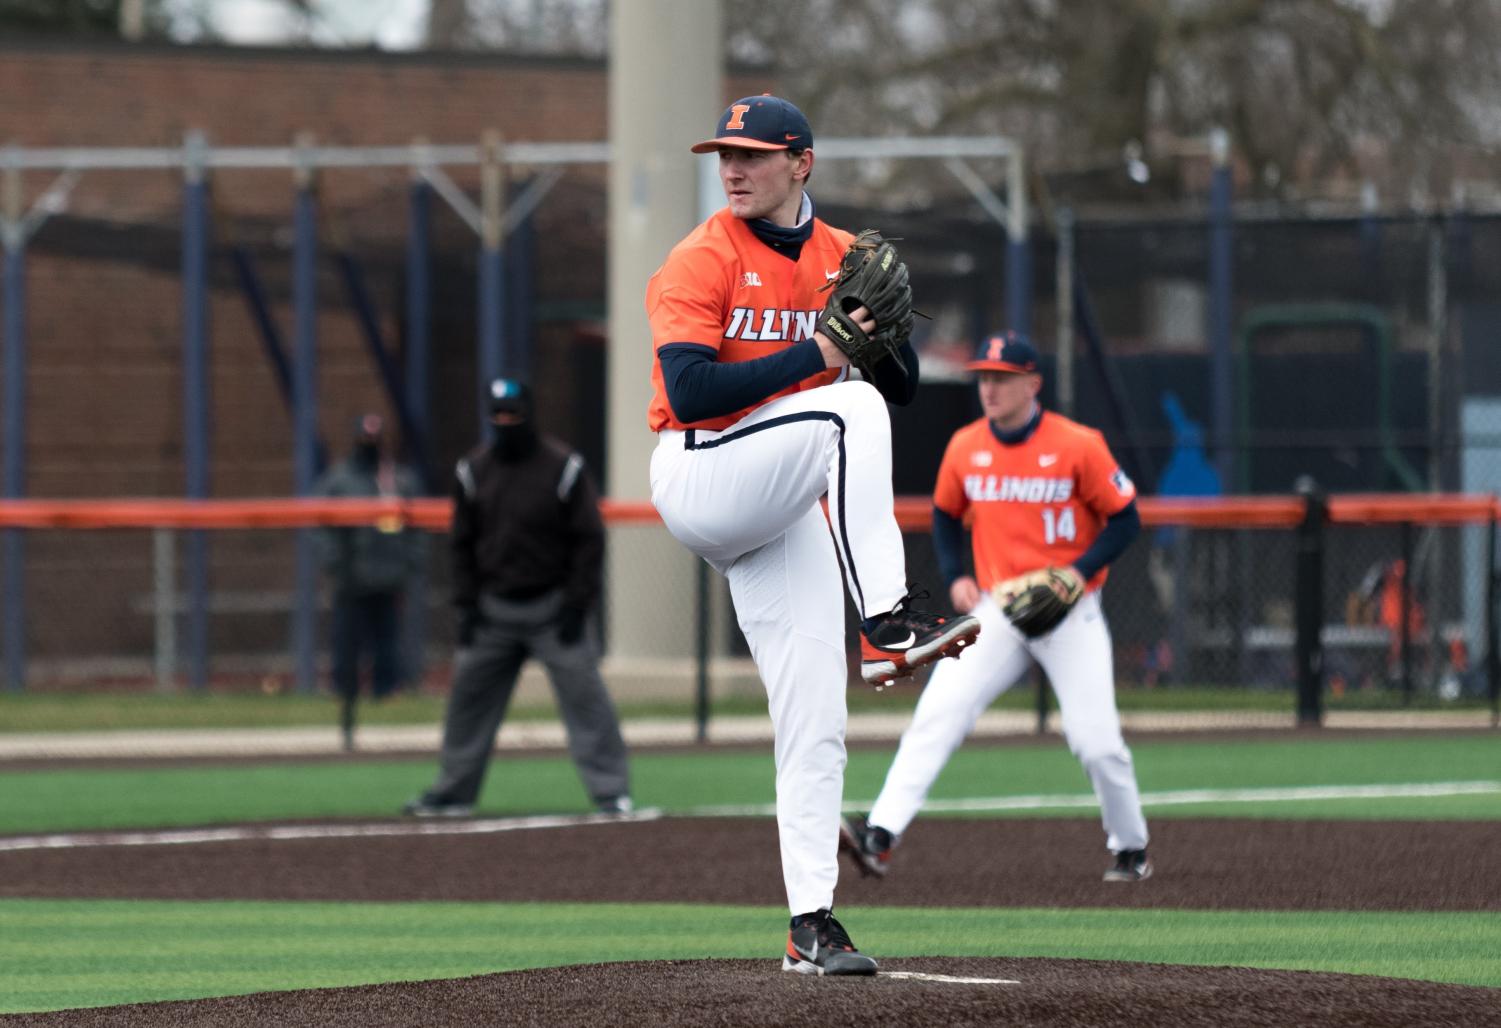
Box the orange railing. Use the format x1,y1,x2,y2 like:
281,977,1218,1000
0,493,1493,531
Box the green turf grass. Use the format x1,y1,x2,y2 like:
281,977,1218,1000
2,685,1490,733
0,736,1496,834
1,899,1497,1013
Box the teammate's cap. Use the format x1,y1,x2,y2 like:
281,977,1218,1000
967,331,1040,374
487,377,532,415
690,94,813,154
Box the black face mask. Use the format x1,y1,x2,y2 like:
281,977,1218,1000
491,421,537,462
352,441,381,469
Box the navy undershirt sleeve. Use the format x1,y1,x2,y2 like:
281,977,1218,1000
932,505,968,587
658,341,827,425
867,342,920,406
1072,500,1141,581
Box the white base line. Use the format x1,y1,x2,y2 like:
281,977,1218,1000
688,780,1501,818
1,781,1496,854
0,809,663,854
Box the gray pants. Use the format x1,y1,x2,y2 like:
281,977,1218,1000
424,590,629,807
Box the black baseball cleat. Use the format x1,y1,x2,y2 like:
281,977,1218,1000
1104,848,1153,882
860,588,981,687
595,795,634,815
782,909,878,976
838,816,895,878
400,796,474,819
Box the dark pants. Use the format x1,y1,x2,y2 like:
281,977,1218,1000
423,589,629,807
331,590,401,700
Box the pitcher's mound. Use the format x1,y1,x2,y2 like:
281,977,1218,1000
12,957,1496,1027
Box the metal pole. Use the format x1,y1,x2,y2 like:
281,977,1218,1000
1293,476,1326,726
2,152,26,692
1487,509,1499,728
1208,128,1234,488
1400,520,1414,705
477,132,507,437
405,156,433,690
1426,217,1446,490
181,130,211,692
1004,144,1031,336
694,558,710,743
292,134,320,694
1054,206,1075,418
153,528,177,693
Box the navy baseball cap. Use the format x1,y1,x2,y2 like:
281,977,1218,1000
967,331,1040,374
487,377,532,415
690,94,813,154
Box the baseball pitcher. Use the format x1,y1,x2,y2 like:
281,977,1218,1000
647,95,982,976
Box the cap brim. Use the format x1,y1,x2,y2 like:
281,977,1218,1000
689,136,791,154
966,360,1037,374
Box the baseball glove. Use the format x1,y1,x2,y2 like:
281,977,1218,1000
993,566,1085,638
817,229,914,380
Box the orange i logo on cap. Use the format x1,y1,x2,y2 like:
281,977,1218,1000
725,104,750,130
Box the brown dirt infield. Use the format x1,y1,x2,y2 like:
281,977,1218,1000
4,958,1498,1028
1,816,1496,1025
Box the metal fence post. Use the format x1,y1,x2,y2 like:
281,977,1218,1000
2,151,27,693
153,528,177,693
181,130,211,692
1293,476,1326,726
1487,508,1499,729
292,134,321,694
1400,519,1414,704
694,558,710,743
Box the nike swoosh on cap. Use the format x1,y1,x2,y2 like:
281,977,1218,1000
785,133,801,141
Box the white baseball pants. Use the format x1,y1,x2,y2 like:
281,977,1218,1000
651,382,908,915
867,590,1149,854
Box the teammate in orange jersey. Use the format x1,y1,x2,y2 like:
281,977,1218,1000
841,332,1152,883
647,95,981,976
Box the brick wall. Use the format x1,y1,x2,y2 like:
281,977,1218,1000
0,40,766,676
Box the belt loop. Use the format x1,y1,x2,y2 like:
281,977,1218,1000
684,429,695,450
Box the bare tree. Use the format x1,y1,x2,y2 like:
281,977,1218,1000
731,0,1501,202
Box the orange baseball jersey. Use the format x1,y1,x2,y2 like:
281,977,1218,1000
645,207,850,432
933,410,1136,592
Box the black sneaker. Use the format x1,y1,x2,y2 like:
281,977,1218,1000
838,816,895,878
400,796,474,819
782,909,878,976
1104,848,1153,882
860,588,980,687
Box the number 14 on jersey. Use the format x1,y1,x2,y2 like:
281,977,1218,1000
1042,507,1076,544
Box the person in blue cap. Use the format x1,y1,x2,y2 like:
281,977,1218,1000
403,377,632,817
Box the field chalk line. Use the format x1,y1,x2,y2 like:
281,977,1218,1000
1,781,1496,853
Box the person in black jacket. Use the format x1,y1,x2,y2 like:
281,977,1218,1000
314,414,424,750
403,378,631,817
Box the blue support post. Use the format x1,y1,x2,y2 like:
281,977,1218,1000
181,133,212,692
291,153,320,694
476,134,507,436
1004,147,1032,336
1208,128,1235,487
405,174,432,690
508,193,535,379
2,227,26,692
477,241,504,433
1005,237,1031,337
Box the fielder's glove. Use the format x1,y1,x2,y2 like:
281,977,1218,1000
817,229,915,381
994,566,1085,638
